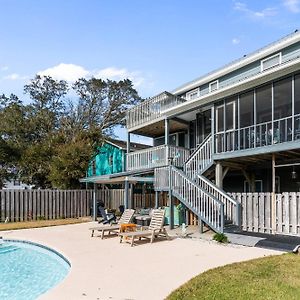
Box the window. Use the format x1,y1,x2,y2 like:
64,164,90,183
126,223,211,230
226,100,236,131
256,84,272,124
209,80,219,92
244,180,263,192
216,105,224,132
274,77,292,119
92,160,96,175
295,74,300,115
109,155,113,166
261,52,282,72
186,88,199,100
13,180,21,186
239,91,254,128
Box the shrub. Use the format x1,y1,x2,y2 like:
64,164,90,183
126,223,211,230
213,232,228,243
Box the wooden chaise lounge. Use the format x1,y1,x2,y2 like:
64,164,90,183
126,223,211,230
119,209,169,246
89,209,135,239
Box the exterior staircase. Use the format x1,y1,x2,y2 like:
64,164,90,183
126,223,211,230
154,134,241,233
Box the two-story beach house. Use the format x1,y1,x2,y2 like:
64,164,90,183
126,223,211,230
83,31,300,235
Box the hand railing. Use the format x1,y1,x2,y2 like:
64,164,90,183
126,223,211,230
196,174,241,227
154,166,224,233
126,92,186,130
215,114,300,153
126,145,190,171
184,134,212,179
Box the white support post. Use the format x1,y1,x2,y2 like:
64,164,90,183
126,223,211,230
215,162,223,189
124,179,129,209
93,183,97,221
272,154,276,234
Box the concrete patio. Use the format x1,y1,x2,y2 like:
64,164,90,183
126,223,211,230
2,222,282,300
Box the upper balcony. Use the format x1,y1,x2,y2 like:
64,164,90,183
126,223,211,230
126,92,186,135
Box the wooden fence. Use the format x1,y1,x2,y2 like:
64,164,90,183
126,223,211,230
0,189,93,222
0,189,169,222
231,192,300,236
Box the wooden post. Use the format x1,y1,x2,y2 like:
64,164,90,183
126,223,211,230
272,154,276,234
155,191,159,208
124,179,129,209
93,183,97,221
199,217,203,233
215,162,223,189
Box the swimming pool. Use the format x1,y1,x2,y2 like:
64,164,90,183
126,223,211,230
0,239,70,300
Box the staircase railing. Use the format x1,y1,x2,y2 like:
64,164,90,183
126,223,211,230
184,134,213,179
155,166,224,233
196,174,241,227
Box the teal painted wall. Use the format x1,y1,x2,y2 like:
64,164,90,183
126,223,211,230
87,142,124,177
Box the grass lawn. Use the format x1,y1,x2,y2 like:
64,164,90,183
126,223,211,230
167,253,300,300
0,217,91,231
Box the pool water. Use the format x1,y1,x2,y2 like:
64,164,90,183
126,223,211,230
0,240,70,300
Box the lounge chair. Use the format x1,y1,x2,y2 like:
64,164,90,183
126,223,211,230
119,209,169,246
90,209,135,239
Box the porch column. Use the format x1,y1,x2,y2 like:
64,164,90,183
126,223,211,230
198,218,204,234
126,132,130,171
93,183,97,221
215,162,223,189
155,191,159,208
124,178,129,209
272,154,276,234
165,118,170,145
126,132,131,153
211,106,215,155
169,164,174,229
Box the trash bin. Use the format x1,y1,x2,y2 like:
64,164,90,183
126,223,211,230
164,204,184,226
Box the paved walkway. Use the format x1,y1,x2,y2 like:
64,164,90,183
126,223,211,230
2,222,282,300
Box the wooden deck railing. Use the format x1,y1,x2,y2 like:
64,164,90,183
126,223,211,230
126,92,186,130
216,113,300,153
126,145,190,171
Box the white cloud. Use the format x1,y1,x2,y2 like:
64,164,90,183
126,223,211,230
38,63,89,82
3,73,27,80
234,1,277,19
37,63,145,87
1,66,8,71
232,38,240,45
283,0,300,13
94,67,144,87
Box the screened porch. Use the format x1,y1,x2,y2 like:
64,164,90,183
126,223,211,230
215,73,300,153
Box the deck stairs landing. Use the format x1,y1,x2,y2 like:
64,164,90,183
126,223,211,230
154,134,241,233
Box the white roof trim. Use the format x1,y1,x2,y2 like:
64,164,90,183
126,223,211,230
172,31,300,95
165,56,300,117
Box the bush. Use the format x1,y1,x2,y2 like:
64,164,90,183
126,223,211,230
213,232,228,243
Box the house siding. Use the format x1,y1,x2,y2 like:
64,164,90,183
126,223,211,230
87,143,124,177
183,41,300,100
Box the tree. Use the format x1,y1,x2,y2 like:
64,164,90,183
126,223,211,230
0,76,142,189
73,78,141,135
48,78,141,188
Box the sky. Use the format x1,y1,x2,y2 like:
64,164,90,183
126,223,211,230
0,0,300,144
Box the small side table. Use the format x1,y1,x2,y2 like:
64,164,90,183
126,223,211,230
120,223,137,233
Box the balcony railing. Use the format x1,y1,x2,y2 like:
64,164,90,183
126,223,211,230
126,92,186,130
126,145,190,171
215,114,300,153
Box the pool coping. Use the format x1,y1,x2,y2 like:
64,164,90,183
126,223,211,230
2,238,71,267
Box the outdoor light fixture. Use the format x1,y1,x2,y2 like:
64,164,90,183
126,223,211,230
292,166,297,179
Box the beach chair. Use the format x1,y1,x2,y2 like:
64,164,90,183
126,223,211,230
90,209,135,239
119,209,169,246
